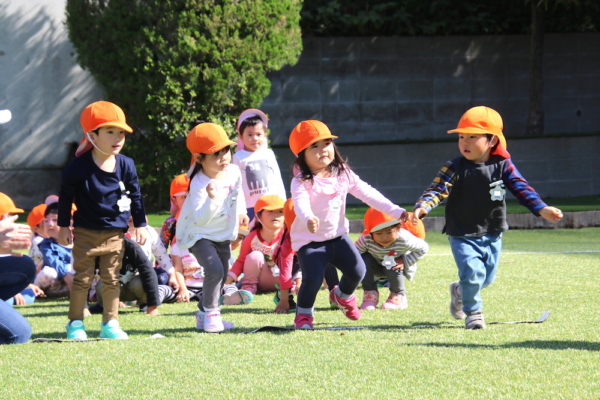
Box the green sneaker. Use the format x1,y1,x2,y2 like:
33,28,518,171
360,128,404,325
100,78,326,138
66,320,87,340
100,320,129,340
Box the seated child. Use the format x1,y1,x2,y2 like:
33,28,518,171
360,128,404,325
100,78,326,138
232,109,287,221
225,195,300,312
356,208,429,310
90,235,176,315
170,235,206,302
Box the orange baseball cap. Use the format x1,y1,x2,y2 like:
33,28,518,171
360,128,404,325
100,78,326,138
447,106,509,157
0,192,24,214
170,174,190,197
363,208,400,235
187,123,235,156
76,101,133,156
27,203,47,228
289,120,338,156
254,194,285,215
283,198,296,229
403,212,426,240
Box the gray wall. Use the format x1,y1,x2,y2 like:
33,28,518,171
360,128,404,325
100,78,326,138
262,34,600,146
0,0,102,209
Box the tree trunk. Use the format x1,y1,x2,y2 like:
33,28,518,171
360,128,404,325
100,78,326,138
527,1,545,135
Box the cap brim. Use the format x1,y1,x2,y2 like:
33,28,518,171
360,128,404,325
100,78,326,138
447,127,492,134
297,135,338,155
89,121,133,133
204,140,236,154
369,220,401,233
9,207,24,213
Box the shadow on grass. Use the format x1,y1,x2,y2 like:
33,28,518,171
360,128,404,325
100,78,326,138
407,340,600,352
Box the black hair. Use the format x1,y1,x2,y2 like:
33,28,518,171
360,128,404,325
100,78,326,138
292,140,349,183
250,210,263,232
239,115,265,135
187,146,232,190
44,202,59,217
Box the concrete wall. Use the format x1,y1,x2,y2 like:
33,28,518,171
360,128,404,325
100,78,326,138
262,34,600,146
0,0,102,208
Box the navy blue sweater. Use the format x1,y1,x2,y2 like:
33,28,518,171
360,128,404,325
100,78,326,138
58,151,146,230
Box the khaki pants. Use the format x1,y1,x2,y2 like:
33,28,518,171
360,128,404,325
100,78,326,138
69,227,124,323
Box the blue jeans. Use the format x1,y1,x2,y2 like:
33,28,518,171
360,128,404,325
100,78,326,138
296,235,366,310
449,235,502,313
0,256,36,344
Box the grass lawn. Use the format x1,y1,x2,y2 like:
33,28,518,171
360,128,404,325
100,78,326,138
2,228,599,398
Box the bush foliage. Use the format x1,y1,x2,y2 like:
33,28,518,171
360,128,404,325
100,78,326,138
300,0,600,36
65,0,302,208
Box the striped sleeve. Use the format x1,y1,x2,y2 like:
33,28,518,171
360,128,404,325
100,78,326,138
502,159,547,215
414,160,457,213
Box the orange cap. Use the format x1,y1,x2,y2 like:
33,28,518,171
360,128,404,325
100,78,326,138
27,203,47,228
289,120,338,156
363,208,400,234
447,106,509,157
170,174,190,197
0,192,24,214
283,198,295,229
403,212,426,240
76,101,133,156
254,194,285,215
187,123,235,156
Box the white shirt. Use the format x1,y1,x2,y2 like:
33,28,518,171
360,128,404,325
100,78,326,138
232,147,287,207
176,164,246,248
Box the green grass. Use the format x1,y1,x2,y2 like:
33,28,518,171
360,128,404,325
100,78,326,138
2,228,600,398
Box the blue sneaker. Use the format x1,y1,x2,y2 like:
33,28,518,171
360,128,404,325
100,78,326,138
66,320,87,340
100,320,129,340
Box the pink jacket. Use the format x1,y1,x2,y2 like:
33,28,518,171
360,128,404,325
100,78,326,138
229,228,296,290
290,169,405,251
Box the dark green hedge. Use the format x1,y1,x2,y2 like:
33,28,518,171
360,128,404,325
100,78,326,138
300,0,600,36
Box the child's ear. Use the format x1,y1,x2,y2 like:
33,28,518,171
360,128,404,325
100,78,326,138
490,135,499,146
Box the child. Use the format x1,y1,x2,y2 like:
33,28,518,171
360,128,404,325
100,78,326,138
224,195,298,311
176,122,248,333
289,120,408,329
413,106,563,330
232,109,287,221
27,203,47,276
57,101,147,340
356,208,428,310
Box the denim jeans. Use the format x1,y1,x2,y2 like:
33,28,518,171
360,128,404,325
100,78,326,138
296,235,365,311
0,255,36,344
449,234,502,313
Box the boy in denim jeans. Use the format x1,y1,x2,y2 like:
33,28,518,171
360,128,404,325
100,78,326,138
413,106,562,329
57,101,147,340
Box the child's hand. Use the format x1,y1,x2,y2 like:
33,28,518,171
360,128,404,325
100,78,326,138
168,274,180,292
13,293,26,306
0,215,32,252
398,210,409,223
412,208,427,224
239,214,249,227
225,276,236,285
146,305,160,315
28,284,45,297
539,206,563,223
133,227,147,245
57,226,72,246
307,216,320,233
206,181,216,199
176,287,190,303
274,299,290,314
392,256,405,271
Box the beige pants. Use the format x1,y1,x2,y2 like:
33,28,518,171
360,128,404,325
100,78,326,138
68,227,124,323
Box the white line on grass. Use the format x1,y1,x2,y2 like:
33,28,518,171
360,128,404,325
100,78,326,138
427,250,600,257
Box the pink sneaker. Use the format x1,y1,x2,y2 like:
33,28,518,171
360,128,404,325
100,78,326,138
381,292,408,310
294,313,314,329
359,290,379,311
329,286,361,321
196,311,234,332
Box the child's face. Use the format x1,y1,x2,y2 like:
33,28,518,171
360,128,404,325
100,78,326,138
371,225,401,248
241,122,266,152
304,139,334,172
196,147,231,178
44,213,59,239
458,134,496,162
90,126,126,156
172,194,187,209
259,209,284,231
33,223,48,238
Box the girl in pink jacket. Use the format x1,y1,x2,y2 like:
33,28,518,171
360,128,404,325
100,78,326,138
289,120,408,329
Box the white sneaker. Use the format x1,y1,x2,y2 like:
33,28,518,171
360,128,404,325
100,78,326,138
196,310,234,332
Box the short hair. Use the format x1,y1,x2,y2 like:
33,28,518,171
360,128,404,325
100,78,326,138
239,115,265,135
44,202,59,217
